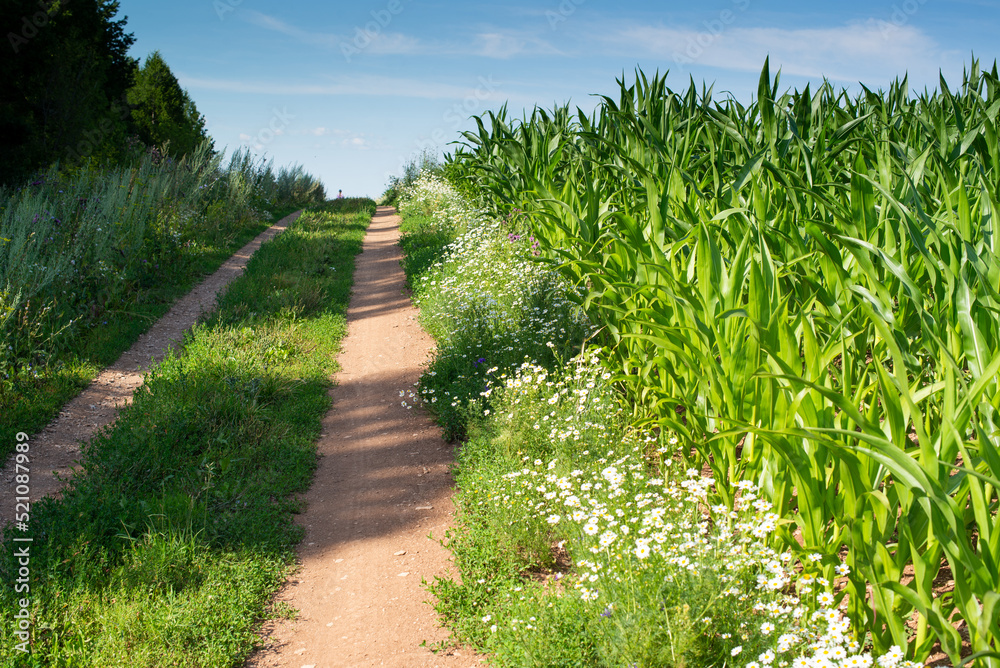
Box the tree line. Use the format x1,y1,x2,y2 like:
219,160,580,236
0,0,210,186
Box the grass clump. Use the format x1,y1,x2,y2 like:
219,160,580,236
0,199,373,667
397,174,590,440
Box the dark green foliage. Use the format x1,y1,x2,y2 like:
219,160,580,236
0,0,137,184
127,51,211,158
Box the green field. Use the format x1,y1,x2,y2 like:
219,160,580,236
403,60,1000,667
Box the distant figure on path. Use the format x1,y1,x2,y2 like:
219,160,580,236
337,189,344,198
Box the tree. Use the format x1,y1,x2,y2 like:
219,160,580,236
0,0,138,185
127,51,211,158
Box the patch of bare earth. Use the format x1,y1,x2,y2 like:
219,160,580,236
245,207,482,668
0,211,301,518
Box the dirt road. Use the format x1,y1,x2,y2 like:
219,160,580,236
245,207,481,668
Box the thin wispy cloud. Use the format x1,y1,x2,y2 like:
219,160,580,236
243,10,559,60
604,20,953,84
179,74,508,102
475,31,563,59
242,9,421,55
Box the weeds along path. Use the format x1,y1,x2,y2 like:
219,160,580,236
246,207,481,668
0,210,302,516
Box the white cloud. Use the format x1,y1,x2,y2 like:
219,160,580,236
238,133,252,141
179,73,507,103
243,10,557,60
603,20,955,85
326,132,374,150
243,10,420,56
474,32,562,59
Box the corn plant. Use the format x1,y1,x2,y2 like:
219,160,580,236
447,58,1000,665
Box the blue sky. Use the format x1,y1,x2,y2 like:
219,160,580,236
118,0,1000,198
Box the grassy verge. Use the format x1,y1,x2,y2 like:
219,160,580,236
1,145,325,461
397,213,454,289
1,214,275,460
0,198,374,667
396,178,590,441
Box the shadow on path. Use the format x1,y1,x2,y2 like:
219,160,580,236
246,207,482,668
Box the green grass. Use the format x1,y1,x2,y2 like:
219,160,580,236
0,198,374,667
1,143,327,463
398,213,455,288
0,217,273,460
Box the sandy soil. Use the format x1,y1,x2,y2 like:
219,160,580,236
245,207,483,668
0,211,301,518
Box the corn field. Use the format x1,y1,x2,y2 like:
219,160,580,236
447,59,1000,665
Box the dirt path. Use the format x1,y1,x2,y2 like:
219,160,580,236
0,211,301,517
246,207,481,668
